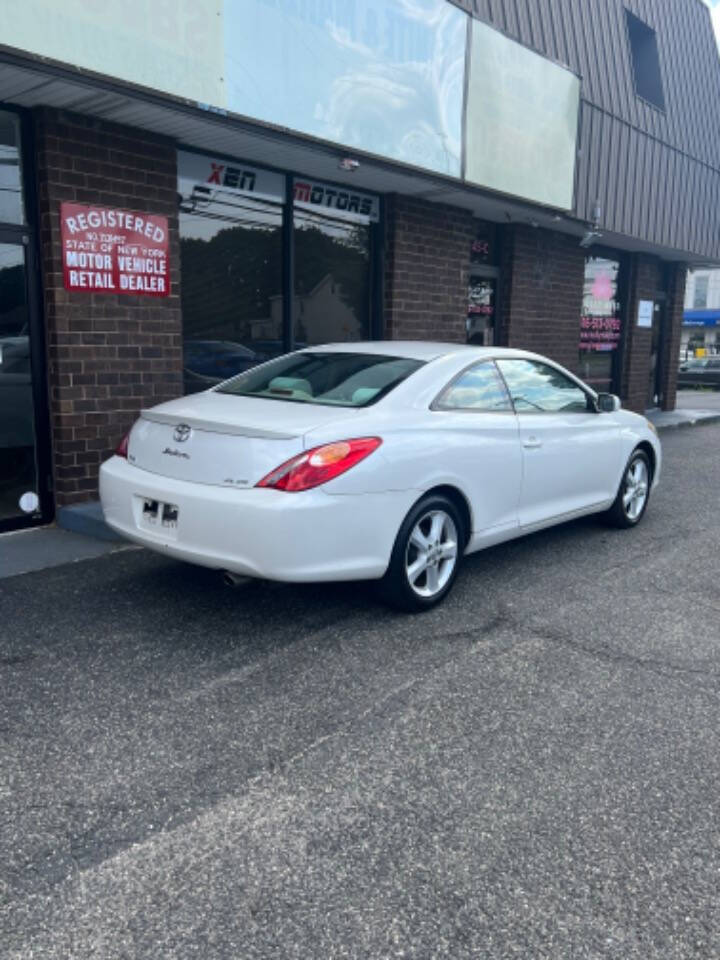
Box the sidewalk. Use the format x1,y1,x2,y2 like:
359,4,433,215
648,389,720,430
0,525,132,580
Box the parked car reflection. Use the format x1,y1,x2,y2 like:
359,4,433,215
0,333,29,374
0,332,37,522
0,334,34,447
183,340,259,393
677,357,720,389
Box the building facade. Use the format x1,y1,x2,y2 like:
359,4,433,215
1,0,719,532
682,268,720,357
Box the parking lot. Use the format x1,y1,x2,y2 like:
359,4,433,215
2,423,720,959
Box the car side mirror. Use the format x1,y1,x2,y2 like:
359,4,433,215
597,392,621,413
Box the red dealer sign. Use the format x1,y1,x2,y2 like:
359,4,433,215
60,202,169,297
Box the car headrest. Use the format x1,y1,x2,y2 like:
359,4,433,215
268,376,313,396
351,387,380,404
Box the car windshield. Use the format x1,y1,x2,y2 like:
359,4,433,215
215,351,425,406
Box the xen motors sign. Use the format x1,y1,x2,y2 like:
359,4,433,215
178,150,284,205
206,162,258,192
293,179,379,223
178,150,379,225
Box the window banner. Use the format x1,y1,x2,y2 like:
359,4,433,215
60,203,169,297
178,150,284,208
580,258,622,352
293,178,380,224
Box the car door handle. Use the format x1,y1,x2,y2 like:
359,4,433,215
523,437,542,449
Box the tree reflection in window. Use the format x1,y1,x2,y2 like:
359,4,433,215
497,359,589,413
294,208,370,346
180,195,284,393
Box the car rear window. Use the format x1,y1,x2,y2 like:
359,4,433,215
215,351,424,406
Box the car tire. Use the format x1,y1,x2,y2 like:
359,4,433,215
379,493,464,612
604,448,652,529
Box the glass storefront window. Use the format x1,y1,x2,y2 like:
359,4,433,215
179,158,284,394
579,255,622,394
179,151,378,393
0,244,38,523
0,112,25,225
294,207,371,347
693,275,709,309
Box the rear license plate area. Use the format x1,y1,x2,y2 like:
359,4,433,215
140,498,179,535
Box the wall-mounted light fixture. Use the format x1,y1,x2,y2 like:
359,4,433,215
338,157,360,172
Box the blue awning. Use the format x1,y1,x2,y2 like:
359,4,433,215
683,309,720,326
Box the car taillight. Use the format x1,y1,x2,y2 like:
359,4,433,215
115,432,130,458
257,437,382,492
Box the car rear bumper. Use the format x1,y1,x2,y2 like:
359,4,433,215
99,456,417,582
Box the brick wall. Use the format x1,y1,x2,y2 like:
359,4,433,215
34,108,182,505
383,207,685,412
384,195,474,342
617,255,687,413
499,225,585,371
659,264,686,411
620,255,659,413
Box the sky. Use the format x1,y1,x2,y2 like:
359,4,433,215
703,0,720,48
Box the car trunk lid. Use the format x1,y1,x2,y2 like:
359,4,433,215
127,391,359,488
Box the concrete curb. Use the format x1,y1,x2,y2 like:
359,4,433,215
653,413,720,432
56,501,124,542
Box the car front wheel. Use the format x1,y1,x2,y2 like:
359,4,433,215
605,448,651,528
380,494,464,612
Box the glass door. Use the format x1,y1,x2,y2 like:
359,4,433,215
647,287,670,410
579,255,623,394
467,274,498,346
0,238,47,530
0,108,51,532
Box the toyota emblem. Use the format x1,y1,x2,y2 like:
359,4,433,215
173,423,192,443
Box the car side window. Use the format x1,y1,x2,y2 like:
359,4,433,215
434,361,513,411
496,359,590,413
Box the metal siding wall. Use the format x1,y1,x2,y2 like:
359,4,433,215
471,0,720,259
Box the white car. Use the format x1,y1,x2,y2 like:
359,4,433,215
100,342,661,611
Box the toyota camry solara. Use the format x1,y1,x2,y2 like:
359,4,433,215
99,342,661,611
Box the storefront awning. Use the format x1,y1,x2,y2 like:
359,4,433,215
683,309,720,326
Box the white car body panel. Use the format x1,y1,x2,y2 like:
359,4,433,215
100,456,418,581
99,342,662,583
514,409,624,526
129,391,365,488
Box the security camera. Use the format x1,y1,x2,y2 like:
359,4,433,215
579,229,603,248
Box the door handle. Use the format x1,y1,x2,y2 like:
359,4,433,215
523,436,542,449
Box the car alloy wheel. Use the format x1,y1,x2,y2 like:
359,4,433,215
622,457,649,521
381,493,464,612
605,448,651,528
405,509,458,599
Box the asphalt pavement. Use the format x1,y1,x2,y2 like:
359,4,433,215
2,424,720,959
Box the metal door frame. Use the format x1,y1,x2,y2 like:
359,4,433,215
651,268,671,409
0,106,53,533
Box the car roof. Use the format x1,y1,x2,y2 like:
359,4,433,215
304,341,540,362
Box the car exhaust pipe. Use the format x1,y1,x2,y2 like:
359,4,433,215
222,570,251,587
